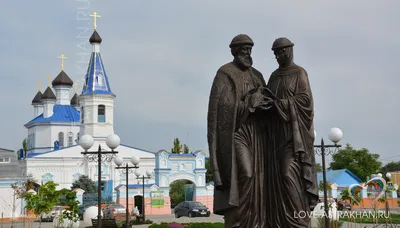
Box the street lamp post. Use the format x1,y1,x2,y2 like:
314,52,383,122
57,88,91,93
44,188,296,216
314,127,343,228
114,155,140,228
377,172,392,215
135,170,152,222
80,134,120,228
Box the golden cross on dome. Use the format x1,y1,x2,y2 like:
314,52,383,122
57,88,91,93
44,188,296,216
47,75,51,87
37,80,41,91
57,54,68,71
90,12,101,30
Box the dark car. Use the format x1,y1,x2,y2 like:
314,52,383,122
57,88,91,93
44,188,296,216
174,201,210,218
337,200,351,211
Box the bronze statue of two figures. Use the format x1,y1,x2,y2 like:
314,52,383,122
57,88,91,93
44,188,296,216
207,35,318,228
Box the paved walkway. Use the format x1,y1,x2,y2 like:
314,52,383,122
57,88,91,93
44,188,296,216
1,215,398,228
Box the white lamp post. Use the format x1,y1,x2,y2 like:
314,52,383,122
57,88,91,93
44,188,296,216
80,134,120,227
114,155,139,228
314,127,343,228
135,169,152,222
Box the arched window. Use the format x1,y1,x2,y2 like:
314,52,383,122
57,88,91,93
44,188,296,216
81,107,84,123
58,132,64,147
32,133,35,149
98,105,105,122
77,132,80,143
68,132,73,146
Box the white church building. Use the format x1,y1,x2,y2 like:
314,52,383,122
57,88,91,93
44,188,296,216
23,28,156,201
16,20,214,216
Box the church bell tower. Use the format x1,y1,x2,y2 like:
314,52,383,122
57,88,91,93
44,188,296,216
79,12,115,141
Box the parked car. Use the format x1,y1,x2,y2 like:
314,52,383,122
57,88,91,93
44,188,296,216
337,200,351,211
174,201,210,218
103,204,125,219
41,206,65,222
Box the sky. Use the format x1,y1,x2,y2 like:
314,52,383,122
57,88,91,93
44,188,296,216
0,1,399,166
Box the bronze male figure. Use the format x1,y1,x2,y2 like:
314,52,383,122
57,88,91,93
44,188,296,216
207,34,270,228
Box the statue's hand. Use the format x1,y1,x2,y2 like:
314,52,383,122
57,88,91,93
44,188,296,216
250,87,266,109
256,97,274,111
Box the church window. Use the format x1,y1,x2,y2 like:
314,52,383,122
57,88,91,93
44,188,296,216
32,133,35,149
0,158,10,163
58,132,64,147
42,173,54,183
81,107,84,123
68,132,73,146
77,132,80,143
98,105,105,123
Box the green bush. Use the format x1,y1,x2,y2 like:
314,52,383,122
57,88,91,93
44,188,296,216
149,224,171,228
148,222,224,228
129,219,153,225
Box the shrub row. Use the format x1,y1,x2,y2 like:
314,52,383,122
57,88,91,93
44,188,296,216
149,222,224,228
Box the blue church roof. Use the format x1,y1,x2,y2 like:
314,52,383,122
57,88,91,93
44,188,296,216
317,169,362,187
81,48,114,96
25,105,80,125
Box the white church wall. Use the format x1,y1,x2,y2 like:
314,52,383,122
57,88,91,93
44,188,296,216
79,95,115,138
50,125,80,149
28,125,51,153
28,124,80,154
26,158,85,190
0,186,23,218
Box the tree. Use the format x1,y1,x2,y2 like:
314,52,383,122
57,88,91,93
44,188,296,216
318,181,332,191
205,158,214,184
71,175,97,194
171,138,182,153
183,144,190,154
330,144,381,181
315,163,322,172
22,138,27,155
169,180,192,207
11,174,39,198
380,161,400,172
59,190,80,223
22,181,61,227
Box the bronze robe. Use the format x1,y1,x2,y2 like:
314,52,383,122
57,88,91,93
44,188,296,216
264,63,318,228
207,62,268,228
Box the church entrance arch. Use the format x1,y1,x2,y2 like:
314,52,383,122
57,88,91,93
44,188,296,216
169,178,196,208
153,150,214,213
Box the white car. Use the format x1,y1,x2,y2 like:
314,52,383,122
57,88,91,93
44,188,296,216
41,206,65,222
103,204,126,219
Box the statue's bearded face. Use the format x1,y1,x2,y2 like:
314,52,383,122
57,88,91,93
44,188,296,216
233,45,253,69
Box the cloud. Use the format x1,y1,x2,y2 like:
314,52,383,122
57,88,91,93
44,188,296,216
0,1,399,165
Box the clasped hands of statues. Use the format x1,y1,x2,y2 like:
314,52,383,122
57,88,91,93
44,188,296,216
247,86,276,112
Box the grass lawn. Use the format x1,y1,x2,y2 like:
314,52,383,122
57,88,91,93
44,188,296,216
339,211,400,224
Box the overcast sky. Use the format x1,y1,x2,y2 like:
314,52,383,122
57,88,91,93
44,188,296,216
1,1,399,166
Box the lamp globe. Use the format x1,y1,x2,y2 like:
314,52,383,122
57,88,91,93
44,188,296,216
134,169,142,178
131,156,140,166
80,134,94,150
328,127,343,144
114,155,123,167
106,134,120,150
